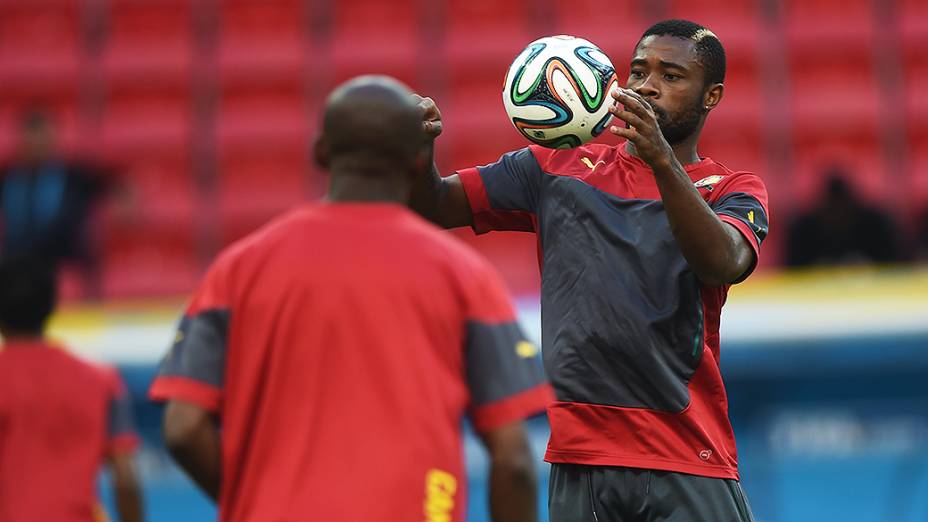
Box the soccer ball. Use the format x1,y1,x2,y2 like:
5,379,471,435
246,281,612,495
502,35,618,149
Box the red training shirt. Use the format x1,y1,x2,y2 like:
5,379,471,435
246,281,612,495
0,341,139,521
457,143,770,479
149,202,552,522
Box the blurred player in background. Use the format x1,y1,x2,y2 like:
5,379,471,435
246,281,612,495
0,256,143,522
413,20,766,521
149,76,551,522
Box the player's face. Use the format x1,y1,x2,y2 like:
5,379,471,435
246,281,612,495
626,35,708,145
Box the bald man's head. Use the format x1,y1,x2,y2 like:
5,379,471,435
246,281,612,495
316,75,425,177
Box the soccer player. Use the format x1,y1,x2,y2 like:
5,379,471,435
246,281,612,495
0,256,143,522
412,20,767,521
148,76,551,522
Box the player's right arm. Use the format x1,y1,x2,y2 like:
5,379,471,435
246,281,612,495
411,95,544,234
409,95,472,228
480,421,538,522
462,258,554,522
162,400,221,501
148,262,231,502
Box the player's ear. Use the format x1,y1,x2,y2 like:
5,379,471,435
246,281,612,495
703,83,723,112
313,135,330,170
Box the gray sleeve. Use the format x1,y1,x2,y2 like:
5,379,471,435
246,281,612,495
156,309,230,388
478,147,544,214
465,320,547,408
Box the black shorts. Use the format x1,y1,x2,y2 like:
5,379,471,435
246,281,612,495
548,463,755,522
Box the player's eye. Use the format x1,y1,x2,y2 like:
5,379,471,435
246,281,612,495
629,70,645,79
664,73,681,82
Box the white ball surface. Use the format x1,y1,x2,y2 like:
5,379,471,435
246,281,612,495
503,35,618,149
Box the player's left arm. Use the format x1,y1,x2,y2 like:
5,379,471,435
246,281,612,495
610,87,763,286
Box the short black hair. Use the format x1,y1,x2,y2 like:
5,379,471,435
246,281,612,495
639,19,726,86
0,256,57,336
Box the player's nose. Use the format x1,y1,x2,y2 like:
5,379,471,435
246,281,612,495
634,77,659,99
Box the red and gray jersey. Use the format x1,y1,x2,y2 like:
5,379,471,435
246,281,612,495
149,203,552,522
458,143,769,480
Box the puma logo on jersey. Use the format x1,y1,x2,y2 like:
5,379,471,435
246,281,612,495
747,210,755,224
580,157,606,172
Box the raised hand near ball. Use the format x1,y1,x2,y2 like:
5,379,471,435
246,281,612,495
412,94,443,140
608,87,675,170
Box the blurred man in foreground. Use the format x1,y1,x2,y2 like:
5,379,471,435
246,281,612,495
0,256,143,522
149,76,551,522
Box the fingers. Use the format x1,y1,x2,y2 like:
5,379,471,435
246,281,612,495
414,94,443,138
423,119,443,136
610,87,653,120
608,124,638,142
416,95,442,120
608,104,646,130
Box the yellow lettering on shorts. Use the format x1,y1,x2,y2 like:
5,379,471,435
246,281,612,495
424,468,458,522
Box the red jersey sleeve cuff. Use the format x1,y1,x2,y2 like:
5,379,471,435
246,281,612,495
471,384,555,433
149,376,221,413
108,433,140,455
457,167,494,234
718,214,760,282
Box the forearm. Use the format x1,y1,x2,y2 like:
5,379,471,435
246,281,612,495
114,477,143,522
408,161,447,224
488,458,537,522
165,424,221,501
109,453,143,522
651,158,750,286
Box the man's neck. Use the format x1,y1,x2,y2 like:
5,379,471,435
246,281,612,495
326,171,410,204
624,137,701,166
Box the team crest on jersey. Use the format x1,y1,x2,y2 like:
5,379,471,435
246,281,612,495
694,175,724,191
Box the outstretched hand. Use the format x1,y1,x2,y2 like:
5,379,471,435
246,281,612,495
412,94,443,140
608,87,675,170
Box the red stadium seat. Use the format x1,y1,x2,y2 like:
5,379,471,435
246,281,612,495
216,0,309,87
440,78,526,172
790,141,891,207
102,218,198,298
0,0,85,97
444,0,539,88
117,149,196,228
551,0,642,66
100,86,192,158
782,0,875,54
216,85,312,150
787,46,881,152
328,0,421,88
903,46,928,142
899,0,928,49
101,0,194,88
217,145,314,246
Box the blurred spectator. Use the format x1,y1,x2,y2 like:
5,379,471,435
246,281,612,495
0,109,115,297
786,169,901,266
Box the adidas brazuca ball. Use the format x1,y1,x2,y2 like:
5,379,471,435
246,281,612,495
503,35,618,149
